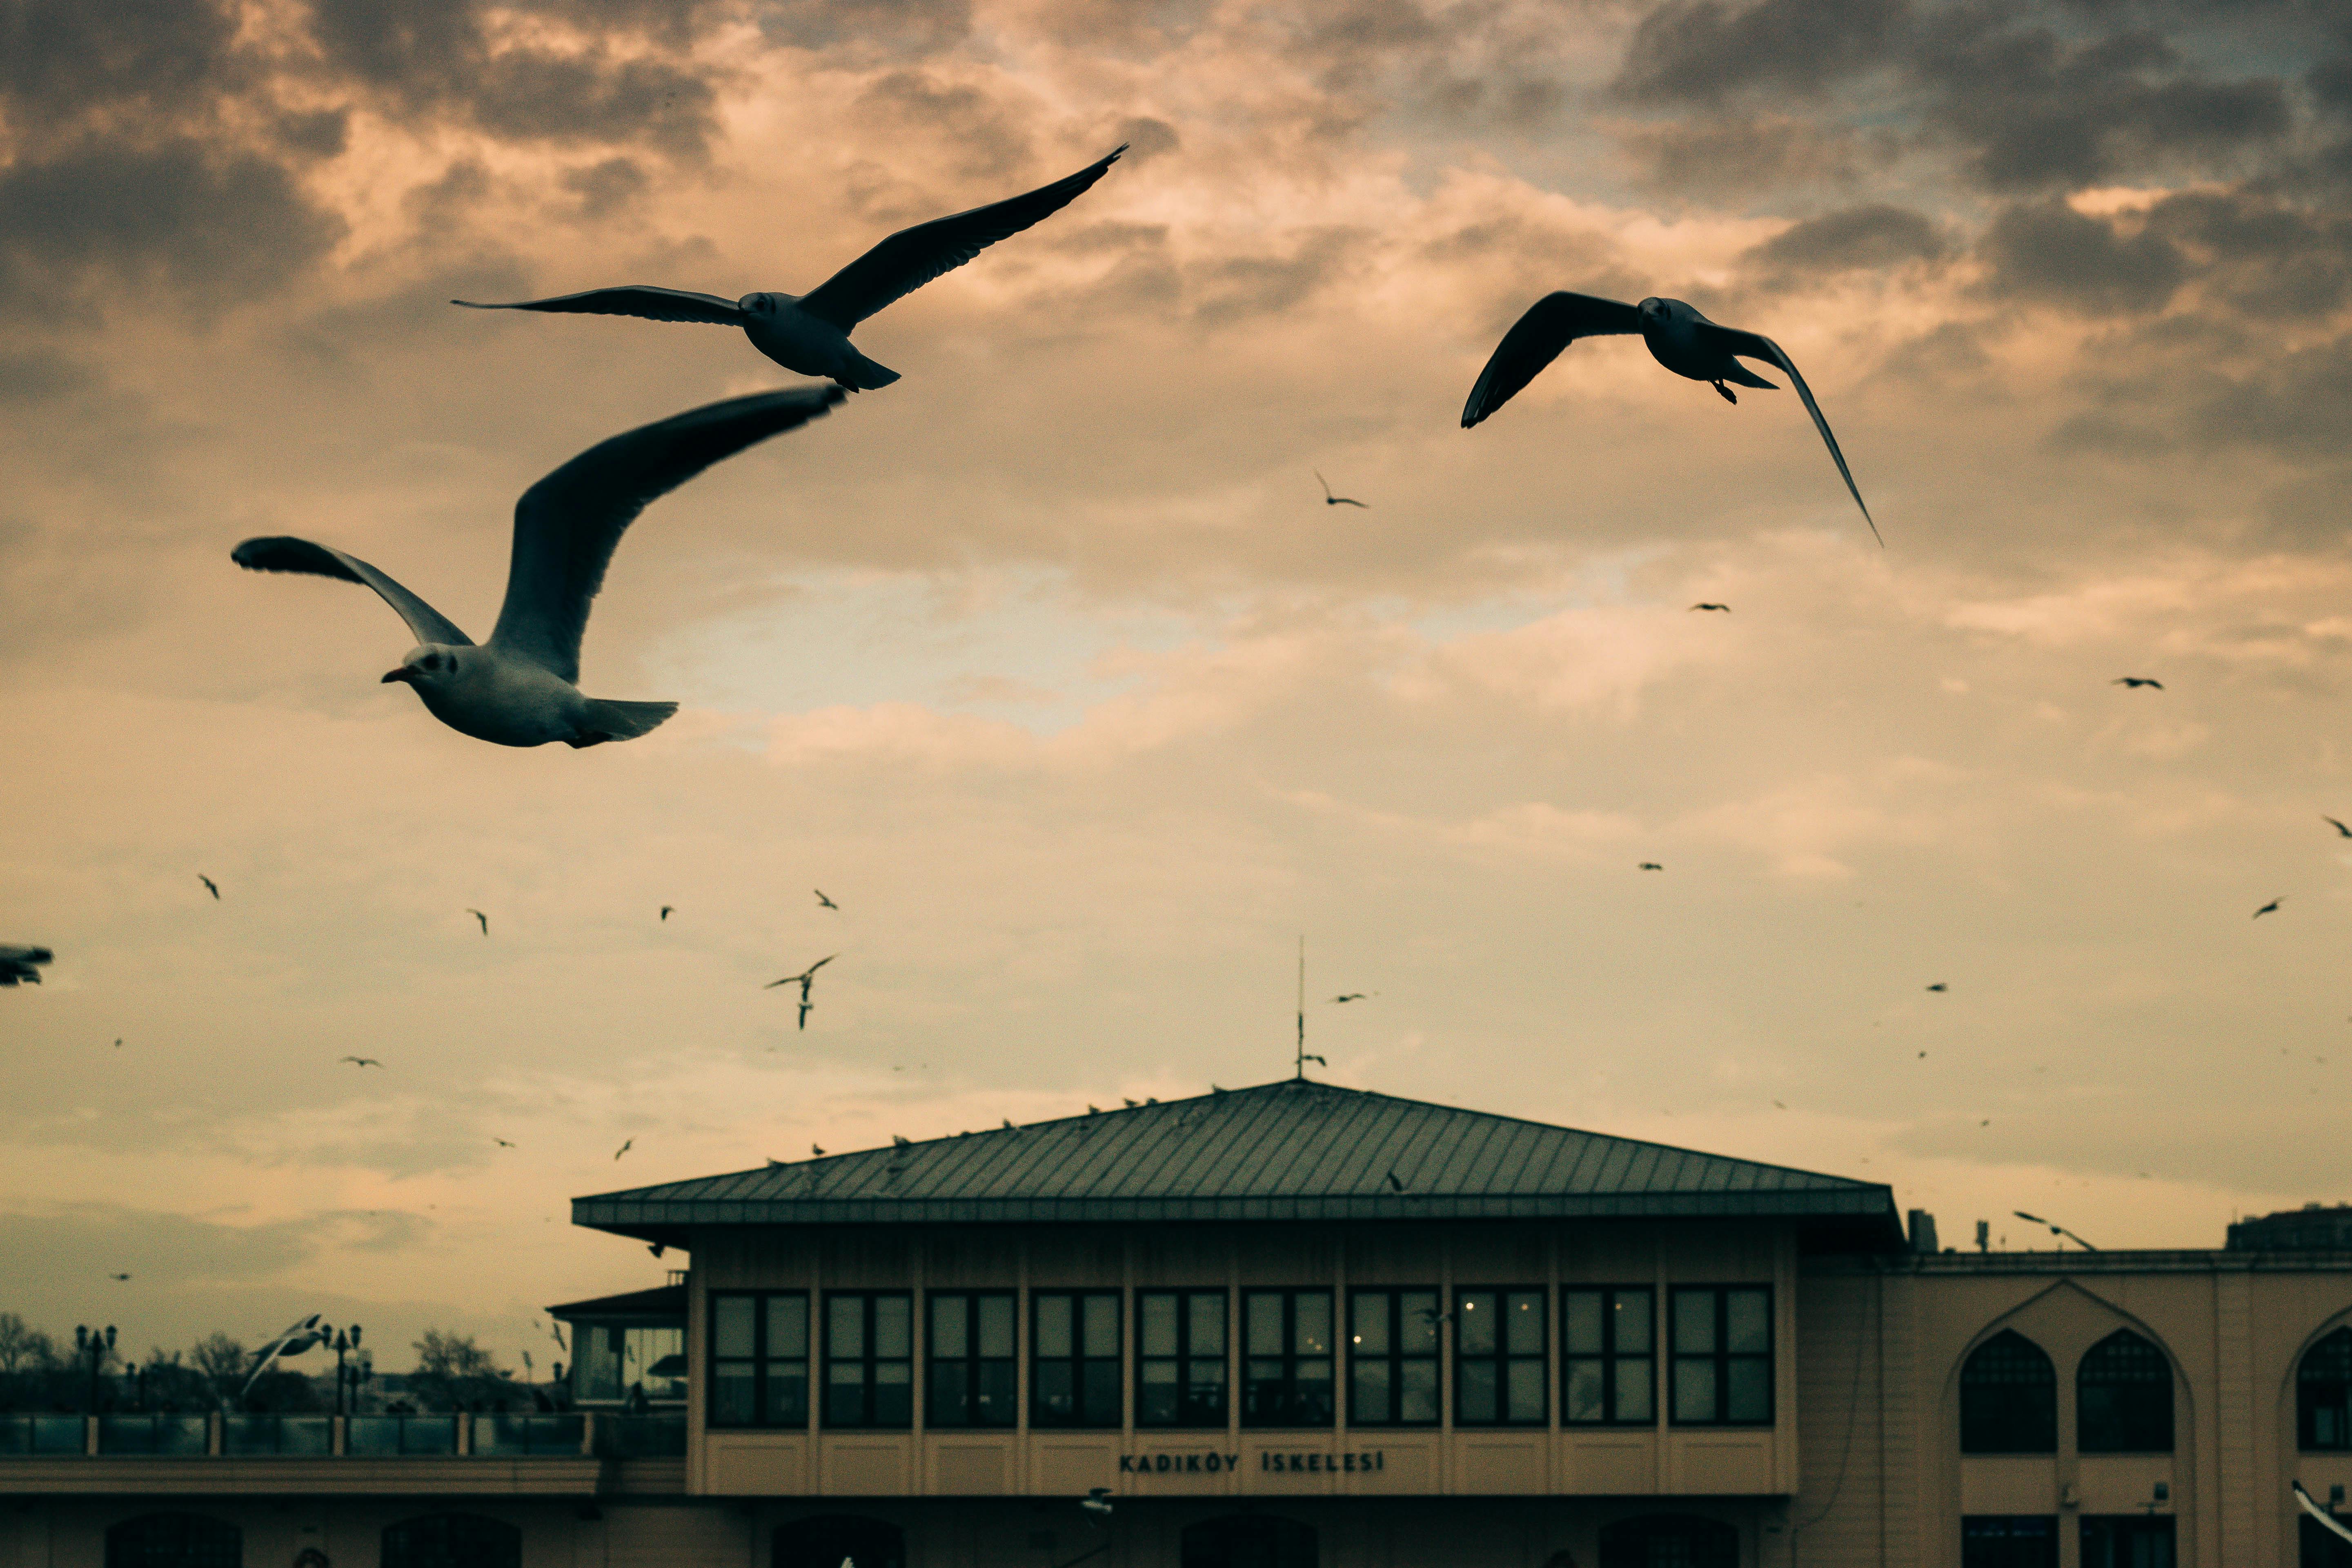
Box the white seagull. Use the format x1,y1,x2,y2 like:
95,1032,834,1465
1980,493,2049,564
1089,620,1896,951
1462,292,1878,544
233,386,844,748
452,147,1126,390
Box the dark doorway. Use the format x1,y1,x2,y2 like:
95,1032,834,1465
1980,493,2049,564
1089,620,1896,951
2303,1512,2352,1568
107,1513,241,1568
774,1514,906,1568
1179,1515,1316,1568
2080,1515,2174,1568
381,1513,521,1568
1962,1517,2056,1568
1596,1514,1739,1568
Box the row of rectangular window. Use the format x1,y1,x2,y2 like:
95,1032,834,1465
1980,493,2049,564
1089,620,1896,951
710,1285,1770,1430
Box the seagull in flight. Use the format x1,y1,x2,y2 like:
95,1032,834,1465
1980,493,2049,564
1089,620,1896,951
767,953,837,1030
814,889,839,910
494,1138,515,1148
614,1138,633,1160
1926,982,1947,992
1690,603,1731,613
0,945,53,987
452,148,1126,390
1638,861,1664,871
2325,817,2352,838
2254,898,2283,919
234,387,845,748
338,1056,383,1068
1462,293,1877,543
1328,992,1372,1003
1315,471,1369,508
2112,676,2163,690
109,1272,131,1281
198,874,220,899
467,909,487,936
659,905,674,920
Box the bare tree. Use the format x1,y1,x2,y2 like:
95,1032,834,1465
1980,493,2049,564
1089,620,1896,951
187,1333,247,1407
411,1329,507,1410
0,1313,54,1376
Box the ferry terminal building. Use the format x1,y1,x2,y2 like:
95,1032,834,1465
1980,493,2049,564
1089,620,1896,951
10,1077,2352,1568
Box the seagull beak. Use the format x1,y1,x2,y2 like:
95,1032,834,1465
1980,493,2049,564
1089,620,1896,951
381,667,414,684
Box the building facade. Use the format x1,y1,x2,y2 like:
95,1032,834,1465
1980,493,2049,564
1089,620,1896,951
7,1078,2352,1568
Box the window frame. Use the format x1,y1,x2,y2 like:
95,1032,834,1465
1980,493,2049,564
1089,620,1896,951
924,1290,1017,1429
2301,1327,2352,1452
821,1290,914,1430
1668,1285,1774,1428
1452,1286,1548,1427
1563,1286,1656,1426
1136,1288,1229,1429
1346,1288,1441,1428
2075,1330,2173,1455
1242,1288,1337,1428
707,1290,810,1429
1960,1329,2058,1455
1031,1289,1123,1430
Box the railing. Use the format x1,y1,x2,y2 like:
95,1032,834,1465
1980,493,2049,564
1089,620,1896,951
470,1413,586,1457
0,1415,89,1455
345,1415,459,1456
96,1415,209,1455
222,1414,332,1456
592,1414,686,1458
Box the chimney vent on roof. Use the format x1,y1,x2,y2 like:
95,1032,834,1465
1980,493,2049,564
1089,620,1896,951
1907,1210,1939,1254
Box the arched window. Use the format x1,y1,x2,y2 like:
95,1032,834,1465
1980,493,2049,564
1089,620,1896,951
108,1513,240,1568
381,1513,519,1568
774,1515,905,1568
2077,1330,2172,1453
1179,1515,1317,1568
1960,1331,2056,1454
1596,1514,1739,1568
2301,1328,2352,1451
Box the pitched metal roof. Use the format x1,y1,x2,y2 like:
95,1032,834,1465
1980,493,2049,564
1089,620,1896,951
545,1284,686,1320
573,1078,1900,1246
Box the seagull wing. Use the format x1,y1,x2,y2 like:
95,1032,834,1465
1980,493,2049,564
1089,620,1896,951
1460,292,1642,429
1702,323,1880,545
797,147,1126,330
451,285,745,326
232,538,473,647
489,385,846,682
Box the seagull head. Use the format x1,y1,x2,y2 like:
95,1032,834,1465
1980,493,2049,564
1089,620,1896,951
1638,297,1669,326
383,645,464,689
737,292,781,315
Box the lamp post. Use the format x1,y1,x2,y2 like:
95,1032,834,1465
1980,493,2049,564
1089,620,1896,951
73,1325,116,1412
333,1326,363,1416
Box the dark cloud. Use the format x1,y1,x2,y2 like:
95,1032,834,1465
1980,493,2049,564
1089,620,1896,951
2185,336,2352,458
1189,227,1367,327
1115,117,1182,165
0,349,93,403
1613,0,1908,104
756,0,975,61
1976,197,2185,315
0,0,249,138
1624,116,1885,198
1742,202,1949,276
851,71,1039,185
564,156,650,222
1977,188,2352,322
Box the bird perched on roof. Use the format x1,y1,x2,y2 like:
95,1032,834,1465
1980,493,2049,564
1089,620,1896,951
766,954,836,1030
811,1143,825,1157
467,909,487,936
1315,471,1369,508
198,874,220,899
0,945,53,987
233,386,845,748
1385,1170,1406,1192
891,1134,912,1149
2255,898,2283,919
452,148,1126,390
1002,1119,1017,1130
2112,676,2163,690
1690,603,1730,613
1462,293,1876,543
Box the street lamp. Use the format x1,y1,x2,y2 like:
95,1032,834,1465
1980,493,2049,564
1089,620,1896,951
73,1325,116,1412
332,1326,363,1416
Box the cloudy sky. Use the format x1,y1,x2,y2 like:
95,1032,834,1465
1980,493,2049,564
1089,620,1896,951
7,0,2352,1370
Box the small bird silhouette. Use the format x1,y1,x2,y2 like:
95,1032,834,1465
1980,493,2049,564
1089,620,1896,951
2325,817,2352,838
766,954,837,1030
1689,603,1730,613
814,889,839,910
647,1243,665,1259
1300,1052,1327,1068
659,905,674,920
1926,983,1947,992
2254,898,2283,919
1772,1100,1787,1109
1329,992,1373,1003
109,1273,131,1281
1639,862,1664,871
1315,470,1369,508
198,874,220,899
494,1138,515,1148
892,1134,912,1148
113,1038,122,1049
614,1139,633,1160
467,908,487,936
1385,1170,1406,1191
2112,676,2163,689
339,1056,383,1068
1002,1118,1017,1130
812,1143,825,1157
1124,1098,1139,1108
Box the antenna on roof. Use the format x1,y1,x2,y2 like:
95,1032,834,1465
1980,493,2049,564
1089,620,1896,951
1292,935,1324,1079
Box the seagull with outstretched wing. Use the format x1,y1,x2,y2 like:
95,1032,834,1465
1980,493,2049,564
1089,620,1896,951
198,874,220,899
2324,816,2352,838
1315,471,1369,508
1462,292,1877,544
452,148,1126,390
467,909,487,936
338,1056,383,1068
2113,676,2163,689
234,387,844,747
0,945,53,987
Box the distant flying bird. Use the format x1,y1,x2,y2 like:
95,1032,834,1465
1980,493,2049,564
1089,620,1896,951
1926,983,1947,992
614,1139,632,1160
113,1038,122,1048
659,905,674,920
109,1273,130,1281
2325,817,2352,838
2255,898,2283,919
494,1138,515,1148
1772,1100,1786,1110
467,908,487,936
338,1056,383,1068
2112,677,2163,689
1638,862,1664,871
233,387,845,748
1462,293,1876,543
0,945,53,987
1315,470,1369,508
766,953,836,1029
452,147,1126,389
198,874,220,899
1328,992,1373,1003
814,889,839,910
1690,603,1731,613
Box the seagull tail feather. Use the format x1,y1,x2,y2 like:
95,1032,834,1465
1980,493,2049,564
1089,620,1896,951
571,699,679,747
836,352,901,391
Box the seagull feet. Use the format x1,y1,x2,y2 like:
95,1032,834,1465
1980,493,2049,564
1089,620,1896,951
1711,379,1737,405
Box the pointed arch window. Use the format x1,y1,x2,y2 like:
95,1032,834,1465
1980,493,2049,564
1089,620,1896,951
2077,1330,2172,1453
2300,1327,2352,1451
1960,1330,2056,1454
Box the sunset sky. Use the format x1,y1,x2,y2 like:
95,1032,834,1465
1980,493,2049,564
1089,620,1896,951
8,0,2352,1372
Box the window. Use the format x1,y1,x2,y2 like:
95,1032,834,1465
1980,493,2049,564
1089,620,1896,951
823,1293,912,1428
1455,1288,1545,1425
1670,1287,1771,1425
1962,1517,2058,1568
2077,1331,2172,1453
1596,1515,1738,1568
774,1516,905,1568
1033,1291,1120,1428
710,1293,809,1428
1960,1330,2056,1454
1347,1290,1439,1426
2302,1327,2352,1451
105,1514,240,1568
1564,1288,1655,1426
2081,1516,2174,1568
926,1292,1015,1427
2304,1511,2352,1568
1243,1290,1335,1426
1138,1290,1227,1427
575,1323,684,1404
381,1514,520,1568
1180,1516,1316,1568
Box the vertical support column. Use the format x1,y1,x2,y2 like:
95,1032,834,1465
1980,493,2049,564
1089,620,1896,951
1334,1228,1350,1469
2213,1266,2258,1568
1878,1267,1919,1568
1015,1228,1031,1493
